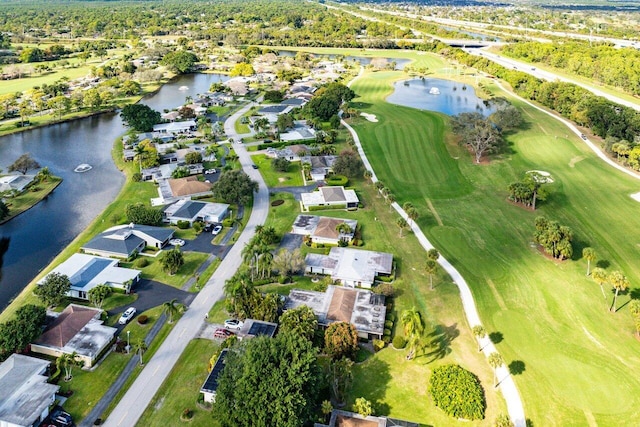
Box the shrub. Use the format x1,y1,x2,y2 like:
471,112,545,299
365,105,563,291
222,218,233,227
136,257,149,268
132,172,142,182
382,336,391,344
429,364,486,421
325,175,349,186
387,313,396,323
383,328,391,336
375,282,395,297
392,336,406,349
271,199,284,207
384,320,393,329
176,220,190,229
372,339,385,352
137,315,148,325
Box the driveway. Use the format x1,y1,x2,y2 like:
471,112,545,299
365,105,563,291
187,231,228,257
275,183,319,201
107,279,194,331
278,233,303,252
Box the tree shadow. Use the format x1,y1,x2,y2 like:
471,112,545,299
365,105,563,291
596,259,610,269
422,323,459,363
353,357,392,416
571,237,591,261
489,331,503,344
508,360,526,375
629,288,640,300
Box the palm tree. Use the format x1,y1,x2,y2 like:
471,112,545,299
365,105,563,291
591,267,608,299
133,338,148,366
425,259,437,291
57,351,83,382
406,207,419,227
427,248,439,261
364,170,372,183
488,352,504,388
608,271,629,313
582,247,597,276
401,307,425,360
336,222,352,237
402,201,414,211
471,325,487,352
133,144,147,170
163,298,180,323
386,194,396,211
374,181,384,197
396,217,408,237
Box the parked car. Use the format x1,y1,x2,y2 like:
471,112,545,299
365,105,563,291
213,328,235,339
203,223,213,232
224,319,244,330
169,238,185,246
205,169,217,174
212,225,223,235
49,408,72,427
251,164,259,169
119,307,137,325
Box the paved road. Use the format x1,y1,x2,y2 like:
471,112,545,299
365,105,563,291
104,100,269,427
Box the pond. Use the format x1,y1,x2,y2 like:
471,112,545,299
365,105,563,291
0,73,228,310
386,78,496,116
277,50,411,70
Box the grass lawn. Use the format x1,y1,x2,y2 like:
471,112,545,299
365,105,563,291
137,339,220,427
0,176,62,224
121,251,209,290
252,154,304,188
349,67,640,425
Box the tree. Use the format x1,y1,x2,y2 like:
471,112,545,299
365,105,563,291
184,151,203,164
332,150,364,178
396,217,408,237
230,62,255,77
120,104,161,132
472,325,487,352
406,207,419,227
213,332,321,427
0,304,47,361
35,272,71,307
495,414,515,427
271,157,291,172
264,90,284,103
160,51,198,74
36,166,51,183
279,305,318,341
533,216,573,260
425,259,438,291
488,352,504,388
0,200,8,221
429,364,486,420
582,247,597,276
451,112,503,164
276,113,294,132
163,298,180,323
56,351,84,382
522,172,548,210
178,105,196,119
591,267,608,299
490,103,523,131
401,307,425,360
353,397,373,417
327,357,353,406
324,322,358,360
212,170,258,205
608,270,629,313
125,203,163,225
364,170,373,183
88,284,112,309
160,248,184,275
272,248,304,280
427,248,439,261
8,153,40,175
133,338,147,365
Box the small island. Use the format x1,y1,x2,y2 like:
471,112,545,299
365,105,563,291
0,154,62,224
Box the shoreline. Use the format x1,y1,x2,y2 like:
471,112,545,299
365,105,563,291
0,176,63,225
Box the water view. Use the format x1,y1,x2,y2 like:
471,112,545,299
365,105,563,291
387,78,496,116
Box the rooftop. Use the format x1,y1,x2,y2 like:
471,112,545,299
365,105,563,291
201,349,228,394
164,199,230,222
240,319,278,338
301,186,359,207
168,176,212,197
258,104,289,114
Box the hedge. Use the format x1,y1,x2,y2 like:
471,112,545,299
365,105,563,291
392,335,406,349
429,364,486,421
325,175,349,186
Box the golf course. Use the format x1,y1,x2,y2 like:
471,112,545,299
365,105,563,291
346,52,640,426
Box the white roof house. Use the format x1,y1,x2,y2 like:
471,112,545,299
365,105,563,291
40,253,141,300
0,174,35,193
305,247,393,288
153,120,197,135
279,121,316,142
291,215,357,245
300,186,359,211
0,354,60,427
163,199,230,225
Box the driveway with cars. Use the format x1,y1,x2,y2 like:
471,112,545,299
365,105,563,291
185,231,229,257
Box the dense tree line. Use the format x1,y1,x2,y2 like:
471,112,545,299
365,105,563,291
533,216,573,260
0,304,47,361
429,364,486,421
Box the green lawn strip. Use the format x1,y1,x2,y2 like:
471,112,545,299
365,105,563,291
0,176,62,224
190,258,221,293
234,112,251,134
121,252,209,290
137,339,220,427
252,154,304,187
350,68,640,425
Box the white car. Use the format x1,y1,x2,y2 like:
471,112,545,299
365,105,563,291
169,238,185,246
119,307,137,325
205,169,217,174
224,319,244,330
212,225,223,235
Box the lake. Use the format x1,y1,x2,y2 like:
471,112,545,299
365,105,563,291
387,78,496,116
0,73,228,310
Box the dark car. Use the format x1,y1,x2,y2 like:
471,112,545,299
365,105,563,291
251,164,259,169
49,408,73,427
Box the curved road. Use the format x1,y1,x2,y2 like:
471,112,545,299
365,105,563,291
104,101,269,427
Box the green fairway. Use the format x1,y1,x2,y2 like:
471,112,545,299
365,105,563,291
349,68,640,425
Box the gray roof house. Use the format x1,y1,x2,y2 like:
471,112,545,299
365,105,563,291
285,285,386,339
305,247,393,288
163,199,230,225
0,174,35,193
301,186,359,211
31,304,117,368
258,104,293,123
279,121,317,142
40,253,141,300
291,215,357,245
0,354,60,427
300,155,336,181
81,224,175,258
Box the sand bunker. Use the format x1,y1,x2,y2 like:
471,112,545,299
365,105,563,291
526,170,554,183
631,192,640,202
360,112,378,123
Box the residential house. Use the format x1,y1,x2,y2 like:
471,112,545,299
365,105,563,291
0,354,60,427
316,410,419,427
200,349,228,403
39,253,141,300
31,304,117,368
163,199,230,225
153,120,197,135
238,319,278,339
304,247,393,288
285,285,386,339
161,111,180,122
281,97,308,107
279,121,316,142
155,176,212,205
266,144,311,162
300,186,359,211
81,224,175,259
300,155,336,181
141,164,178,182
257,104,293,123
291,215,356,245
0,174,35,193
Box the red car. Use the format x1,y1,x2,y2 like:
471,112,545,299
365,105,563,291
213,328,235,339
